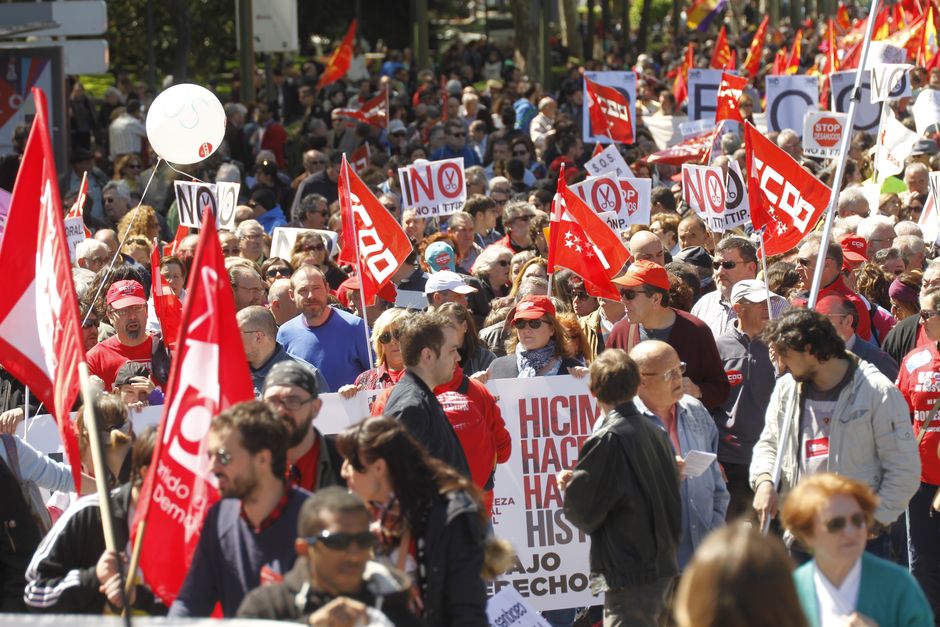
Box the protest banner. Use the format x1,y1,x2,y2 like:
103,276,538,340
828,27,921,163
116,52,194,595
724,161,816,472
174,181,240,230
723,161,751,230
912,89,940,135
687,68,724,121
830,71,881,132
398,157,467,217
919,185,940,246
569,175,651,227
870,63,912,102
802,111,847,159
875,110,919,182
581,71,636,144
0,187,11,238
487,587,551,627
17,405,164,456
678,118,715,137
682,164,727,232
584,144,633,178
863,41,908,68
269,227,339,260
764,75,819,134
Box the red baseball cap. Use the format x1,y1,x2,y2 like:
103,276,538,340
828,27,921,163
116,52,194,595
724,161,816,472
510,295,556,321
840,234,868,267
613,259,670,291
106,280,147,309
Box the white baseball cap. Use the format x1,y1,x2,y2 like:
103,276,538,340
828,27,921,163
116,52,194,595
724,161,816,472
730,279,777,304
424,271,478,295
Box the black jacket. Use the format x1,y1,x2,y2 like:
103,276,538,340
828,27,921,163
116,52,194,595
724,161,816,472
420,490,488,627
563,401,682,589
882,313,919,367
384,371,471,477
236,557,423,625
486,355,583,379
23,484,166,614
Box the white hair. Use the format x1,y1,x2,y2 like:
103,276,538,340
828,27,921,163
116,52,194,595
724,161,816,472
235,219,263,238
832,215,863,239
895,220,924,238
837,187,869,217
75,238,109,260
857,214,896,242
72,267,96,300
216,163,241,184
102,180,131,204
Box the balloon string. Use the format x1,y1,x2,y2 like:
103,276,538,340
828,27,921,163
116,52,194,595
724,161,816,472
163,161,209,184
81,158,164,327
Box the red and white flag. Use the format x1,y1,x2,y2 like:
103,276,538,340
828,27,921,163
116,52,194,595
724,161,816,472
133,210,254,605
64,171,92,239
0,88,85,489
585,77,634,144
548,172,631,300
163,224,190,257
745,123,831,256
334,87,389,128
349,142,371,172
338,156,411,306
715,72,749,123
150,243,183,351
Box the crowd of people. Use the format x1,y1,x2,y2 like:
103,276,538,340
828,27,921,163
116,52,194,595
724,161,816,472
2,4,940,625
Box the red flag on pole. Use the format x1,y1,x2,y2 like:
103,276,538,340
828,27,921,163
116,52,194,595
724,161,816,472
349,142,371,172
744,123,831,256
333,86,389,128
163,224,190,257
742,16,769,78
715,72,749,123
726,48,738,71
337,156,411,307
710,25,733,69
316,20,357,90
547,172,631,300
133,210,254,605
584,77,634,144
784,29,803,74
150,245,183,351
673,43,695,105
0,88,85,490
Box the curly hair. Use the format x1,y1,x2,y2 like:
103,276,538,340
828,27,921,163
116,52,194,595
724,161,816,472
760,308,846,362
116,205,160,242
855,262,892,311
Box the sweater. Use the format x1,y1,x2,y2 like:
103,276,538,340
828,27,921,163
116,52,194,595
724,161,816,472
277,308,371,391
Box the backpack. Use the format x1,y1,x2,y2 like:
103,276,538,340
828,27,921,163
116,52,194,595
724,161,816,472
1,434,53,535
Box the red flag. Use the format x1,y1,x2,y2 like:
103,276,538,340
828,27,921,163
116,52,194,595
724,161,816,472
744,123,831,256
771,49,789,75
742,16,770,78
163,224,190,257
710,25,733,69
784,29,803,74
316,20,357,90
647,130,714,166
150,244,183,351
836,3,852,32
337,156,411,307
333,86,389,128
349,142,371,172
0,88,84,490
715,72,748,123
674,44,694,105
547,172,630,300
585,77,634,144
726,48,738,71
133,210,254,605
591,142,605,158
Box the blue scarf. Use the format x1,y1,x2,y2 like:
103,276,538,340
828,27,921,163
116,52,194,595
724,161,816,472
516,340,560,378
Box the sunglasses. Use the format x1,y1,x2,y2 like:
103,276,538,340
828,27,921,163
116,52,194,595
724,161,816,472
712,260,739,270
207,448,232,466
824,512,867,534
513,319,545,330
619,288,647,301
303,530,377,551
266,267,291,278
920,309,940,322
82,319,100,329
378,329,401,344
300,244,326,253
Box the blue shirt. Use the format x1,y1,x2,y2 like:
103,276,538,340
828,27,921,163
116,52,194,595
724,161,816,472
276,307,371,390
257,207,287,234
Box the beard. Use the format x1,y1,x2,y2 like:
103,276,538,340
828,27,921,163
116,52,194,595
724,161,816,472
288,414,313,448
217,467,258,500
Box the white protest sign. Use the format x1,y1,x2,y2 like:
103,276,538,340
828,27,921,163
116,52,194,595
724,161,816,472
487,587,552,627
398,157,467,217
682,164,727,232
830,71,882,132
64,217,89,263
174,181,240,230
723,161,750,230
802,111,847,159
581,71,637,144
485,376,595,612
569,175,651,226
870,64,912,103
912,89,940,135
18,405,164,456
394,290,429,310
584,144,633,178
765,75,819,134
679,118,716,137
876,110,920,181
864,41,908,69
597,210,630,233
687,68,725,122
269,227,339,261
919,189,940,246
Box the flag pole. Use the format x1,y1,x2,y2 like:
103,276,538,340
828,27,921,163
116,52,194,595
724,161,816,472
808,0,882,309
758,228,774,320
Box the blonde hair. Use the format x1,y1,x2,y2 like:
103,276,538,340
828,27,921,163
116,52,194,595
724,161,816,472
75,394,133,461
116,205,160,242
370,308,412,364
780,472,878,546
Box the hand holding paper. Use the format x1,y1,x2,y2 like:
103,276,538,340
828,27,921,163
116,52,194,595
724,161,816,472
682,450,718,478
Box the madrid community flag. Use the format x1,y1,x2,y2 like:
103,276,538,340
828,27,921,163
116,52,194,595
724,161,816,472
744,123,831,256
584,77,634,144
0,88,84,490
338,156,411,306
317,20,357,90
133,210,254,605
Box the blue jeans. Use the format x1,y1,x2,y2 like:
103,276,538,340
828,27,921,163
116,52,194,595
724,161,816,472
907,482,940,623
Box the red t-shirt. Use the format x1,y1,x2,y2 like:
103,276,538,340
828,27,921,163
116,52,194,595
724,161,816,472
289,434,321,492
86,334,154,390
897,341,940,485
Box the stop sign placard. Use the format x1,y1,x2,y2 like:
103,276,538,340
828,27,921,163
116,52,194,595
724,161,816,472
803,111,847,159
813,117,843,148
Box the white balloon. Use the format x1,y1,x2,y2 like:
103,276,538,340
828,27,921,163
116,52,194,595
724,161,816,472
145,83,226,165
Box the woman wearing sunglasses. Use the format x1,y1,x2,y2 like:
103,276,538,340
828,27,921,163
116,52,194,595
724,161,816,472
781,473,933,627
337,416,489,626
338,308,411,399
486,295,585,379
260,257,293,287
290,231,348,290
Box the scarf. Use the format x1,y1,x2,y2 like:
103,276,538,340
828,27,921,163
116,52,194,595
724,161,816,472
516,340,559,378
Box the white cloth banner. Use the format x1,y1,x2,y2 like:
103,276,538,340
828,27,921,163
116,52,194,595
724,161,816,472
876,110,920,182
764,75,819,134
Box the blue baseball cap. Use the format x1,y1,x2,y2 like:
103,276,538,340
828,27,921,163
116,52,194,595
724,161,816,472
424,241,456,272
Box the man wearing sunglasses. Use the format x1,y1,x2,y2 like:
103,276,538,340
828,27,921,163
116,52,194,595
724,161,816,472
170,401,310,618
237,487,419,624
429,120,481,166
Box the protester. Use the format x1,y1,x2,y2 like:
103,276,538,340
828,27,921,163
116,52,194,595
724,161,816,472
813,294,899,381
435,301,496,375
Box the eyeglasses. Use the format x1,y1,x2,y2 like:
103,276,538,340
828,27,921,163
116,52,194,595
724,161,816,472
513,215,533,223
207,448,232,466
303,530,377,552
920,309,940,322
112,304,146,316
300,243,326,253
796,257,813,268
823,512,867,534
222,247,241,255
712,260,739,270
266,267,291,278
378,329,401,344
241,232,264,241
266,395,315,411
619,288,647,301
82,318,100,329
642,362,687,382
512,319,545,330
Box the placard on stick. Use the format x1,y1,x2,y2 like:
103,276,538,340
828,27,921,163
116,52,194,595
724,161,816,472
174,181,240,230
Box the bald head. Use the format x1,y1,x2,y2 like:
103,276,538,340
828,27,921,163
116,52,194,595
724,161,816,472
629,340,677,370
629,340,684,410
269,278,300,325
629,230,666,266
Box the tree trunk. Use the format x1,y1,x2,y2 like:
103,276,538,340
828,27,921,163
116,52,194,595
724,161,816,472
585,0,595,60
509,0,531,73
559,0,583,61
637,0,652,52
168,0,191,81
